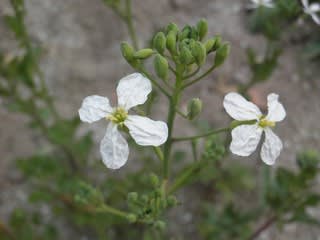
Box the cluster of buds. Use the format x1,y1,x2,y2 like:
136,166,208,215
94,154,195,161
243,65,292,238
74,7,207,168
126,173,178,228
120,19,230,82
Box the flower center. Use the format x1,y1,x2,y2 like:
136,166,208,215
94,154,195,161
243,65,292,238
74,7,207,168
107,107,128,125
258,116,275,128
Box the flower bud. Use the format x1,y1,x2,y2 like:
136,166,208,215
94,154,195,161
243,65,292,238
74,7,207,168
212,36,222,51
166,22,179,34
167,195,178,207
120,42,134,61
127,192,138,202
166,31,177,54
154,54,169,80
191,41,207,66
187,98,203,120
180,25,192,40
179,46,194,65
197,19,208,41
153,32,166,54
204,39,215,53
133,49,154,59
127,214,137,223
154,220,166,230
149,173,160,187
214,43,230,67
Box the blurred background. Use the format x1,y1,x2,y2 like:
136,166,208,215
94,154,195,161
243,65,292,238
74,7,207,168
0,0,320,239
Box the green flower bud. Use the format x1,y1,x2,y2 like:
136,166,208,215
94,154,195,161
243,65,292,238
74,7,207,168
212,36,222,51
154,220,166,230
154,54,169,80
187,98,203,120
214,43,230,67
166,22,179,34
166,31,177,54
204,38,216,53
133,49,154,59
149,173,160,187
153,32,166,54
167,195,178,207
179,46,194,65
180,25,192,40
191,41,207,66
197,19,208,41
120,42,134,61
127,214,137,223
127,192,138,202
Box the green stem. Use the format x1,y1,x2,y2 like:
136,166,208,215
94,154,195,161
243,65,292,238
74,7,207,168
183,66,200,80
172,127,230,142
182,64,216,89
153,146,164,162
124,0,138,49
96,204,130,219
163,65,183,180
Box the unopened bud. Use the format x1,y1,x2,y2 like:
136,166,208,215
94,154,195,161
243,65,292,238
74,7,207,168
154,54,169,80
191,41,207,66
166,22,179,34
153,32,166,54
166,31,177,54
120,42,134,61
154,220,166,230
127,214,137,223
214,43,230,67
149,173,160,187
167,195,178,207
127,192,138,202
133,49,154,59
187,98,203,120
180,25,192,40
179,46,194,65
212,36,222,51
197,19,208,41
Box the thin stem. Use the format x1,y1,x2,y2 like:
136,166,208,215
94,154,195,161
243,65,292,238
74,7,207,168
153,146,164,162
172,127,230,142
175,107,188,119
96,204,130,220
247,215,277,240
182,64,216,89
183,66,200,80
124,0,138,49
163,65,183,180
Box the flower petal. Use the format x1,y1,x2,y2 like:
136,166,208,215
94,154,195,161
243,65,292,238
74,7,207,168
310,3,320,12
223,92,262,121
260,128,283,165
79,95,113,123
230,124,263,156
266,93,286,122
116,73,152,110
311,13,320,25
100,123,129,169
302,0,309,8
125,115,168,146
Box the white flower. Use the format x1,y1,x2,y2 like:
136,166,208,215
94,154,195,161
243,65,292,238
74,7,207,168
302,0,320,25
248,0,274,9
79,73,168,169
223,92,286,165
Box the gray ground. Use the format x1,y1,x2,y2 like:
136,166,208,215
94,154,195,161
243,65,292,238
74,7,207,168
0,0,320,239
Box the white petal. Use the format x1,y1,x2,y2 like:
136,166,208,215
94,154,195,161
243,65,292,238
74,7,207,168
230,124,263,156
116,73,152,110
260,128,283,165
266,93,286,122
311,13,320,25
125,115,168,146
223,92,262,121
100,123,129,169
79,95,112,123
302,0,309,8
310,3,320,12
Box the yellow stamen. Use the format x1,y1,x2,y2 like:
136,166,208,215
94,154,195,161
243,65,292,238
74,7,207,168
107,107,128,125
258,116,275,128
